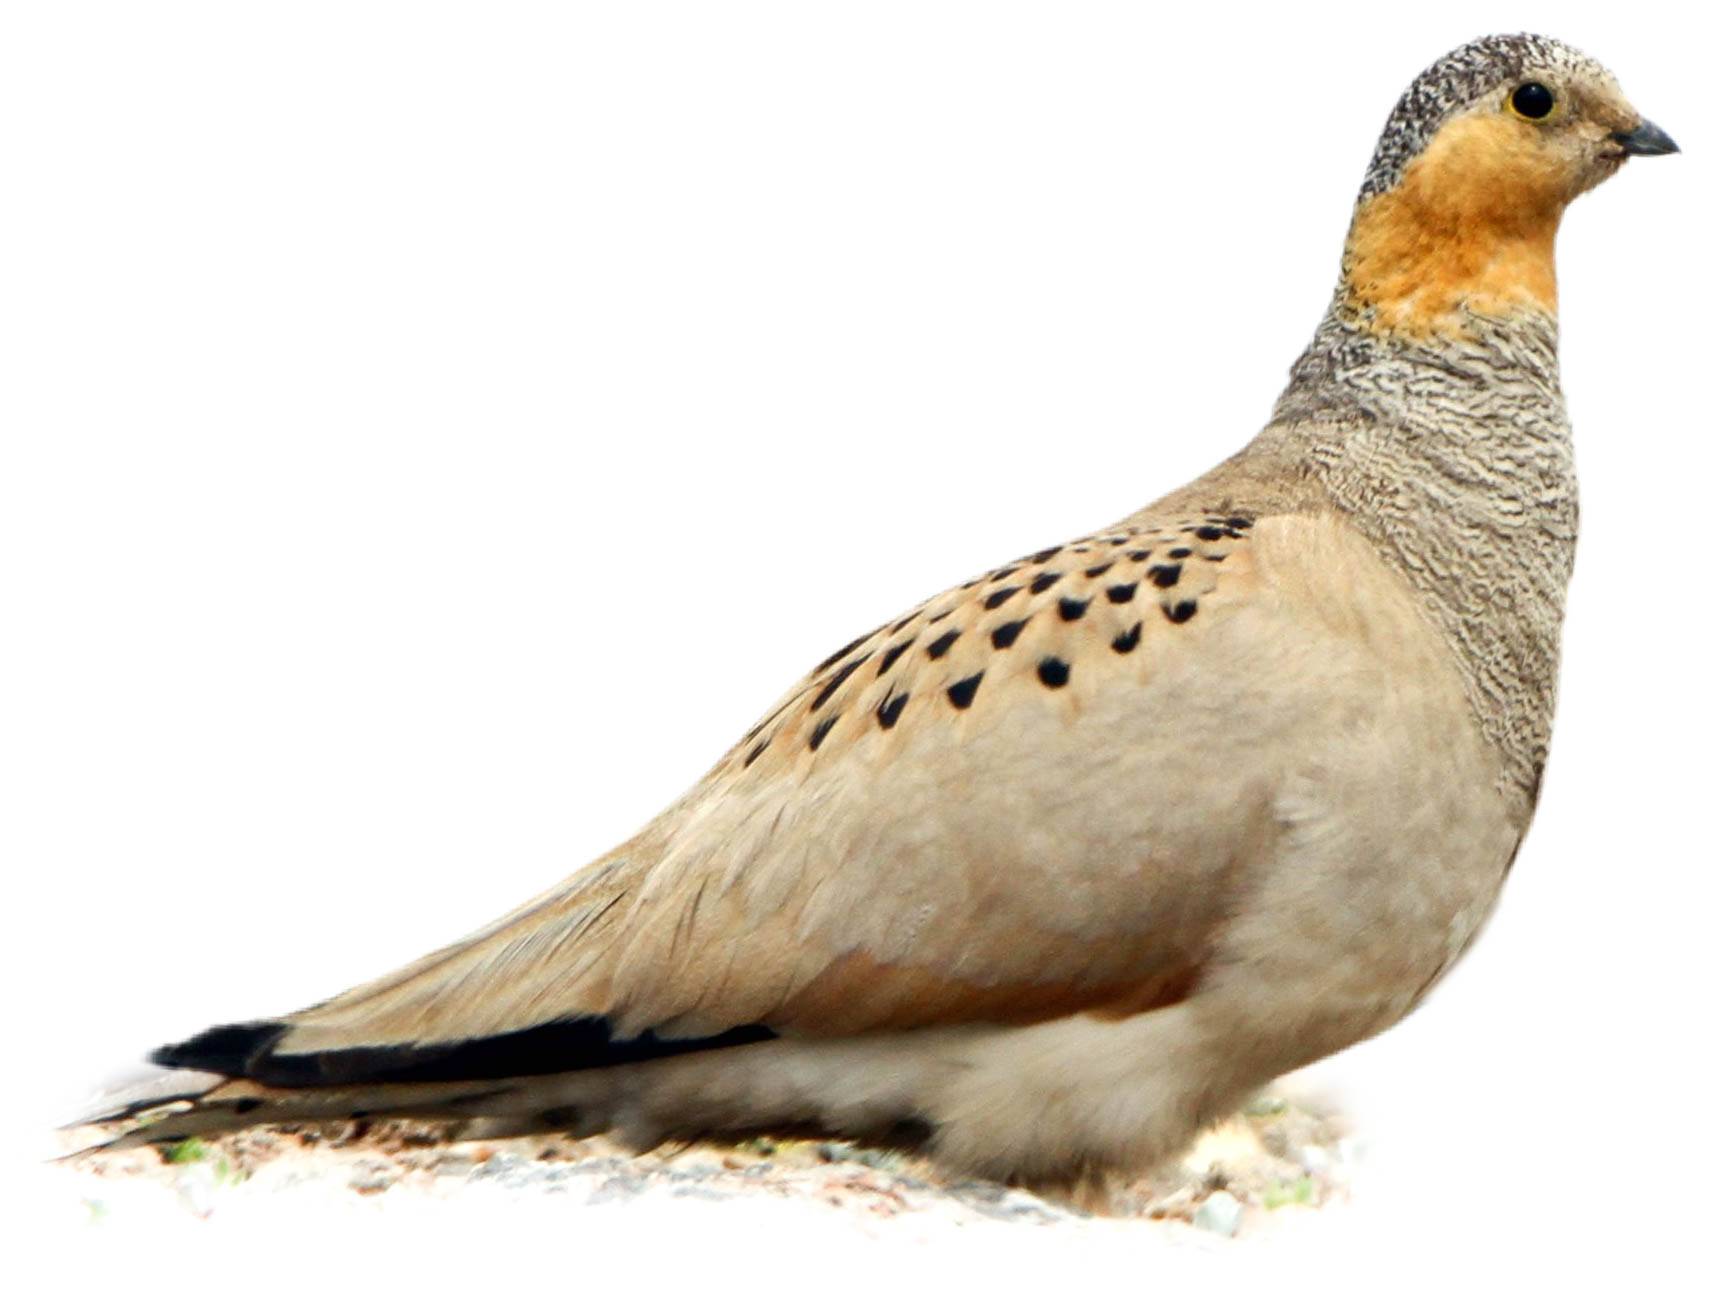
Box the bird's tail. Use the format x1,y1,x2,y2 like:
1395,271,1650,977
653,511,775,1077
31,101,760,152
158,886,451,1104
62,1062,631,1159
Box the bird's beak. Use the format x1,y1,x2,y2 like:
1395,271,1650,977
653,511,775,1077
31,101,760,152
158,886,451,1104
1611,119,1680,156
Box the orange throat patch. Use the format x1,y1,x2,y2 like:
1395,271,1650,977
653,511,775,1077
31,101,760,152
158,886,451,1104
1343,112,1567,338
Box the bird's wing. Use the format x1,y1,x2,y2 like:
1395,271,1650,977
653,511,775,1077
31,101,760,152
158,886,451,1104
162,508,1391,1083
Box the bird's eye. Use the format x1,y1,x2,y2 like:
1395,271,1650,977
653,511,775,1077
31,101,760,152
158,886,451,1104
1510,82,1556,120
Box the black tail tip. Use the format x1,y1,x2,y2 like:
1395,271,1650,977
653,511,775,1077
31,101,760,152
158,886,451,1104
150,1022,285,1077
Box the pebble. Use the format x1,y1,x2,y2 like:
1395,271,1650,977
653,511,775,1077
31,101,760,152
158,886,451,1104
1297,1145,1332,1174
587,1174,649,1205
1192,1190,1243,1238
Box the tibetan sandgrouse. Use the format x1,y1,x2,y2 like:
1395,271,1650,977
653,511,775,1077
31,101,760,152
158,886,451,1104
86,34,1678,1188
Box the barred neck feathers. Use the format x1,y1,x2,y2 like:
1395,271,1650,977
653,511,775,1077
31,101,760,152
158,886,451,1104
1243,34,1642,808
1272,311,1577,812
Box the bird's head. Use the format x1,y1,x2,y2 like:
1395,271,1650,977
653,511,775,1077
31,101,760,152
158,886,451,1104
1341,34,1677,338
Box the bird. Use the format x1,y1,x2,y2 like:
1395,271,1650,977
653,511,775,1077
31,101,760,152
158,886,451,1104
80,33,1677,1194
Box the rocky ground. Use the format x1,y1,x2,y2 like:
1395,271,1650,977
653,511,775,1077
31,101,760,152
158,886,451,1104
55,1085,1358,1243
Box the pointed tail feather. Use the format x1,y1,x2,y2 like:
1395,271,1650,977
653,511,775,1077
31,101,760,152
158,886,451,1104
67,1067,621,1158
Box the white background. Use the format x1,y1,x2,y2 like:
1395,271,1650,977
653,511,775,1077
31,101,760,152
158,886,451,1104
3,2,1714,1283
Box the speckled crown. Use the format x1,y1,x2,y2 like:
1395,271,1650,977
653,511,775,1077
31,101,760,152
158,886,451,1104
1358,34,1609,200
